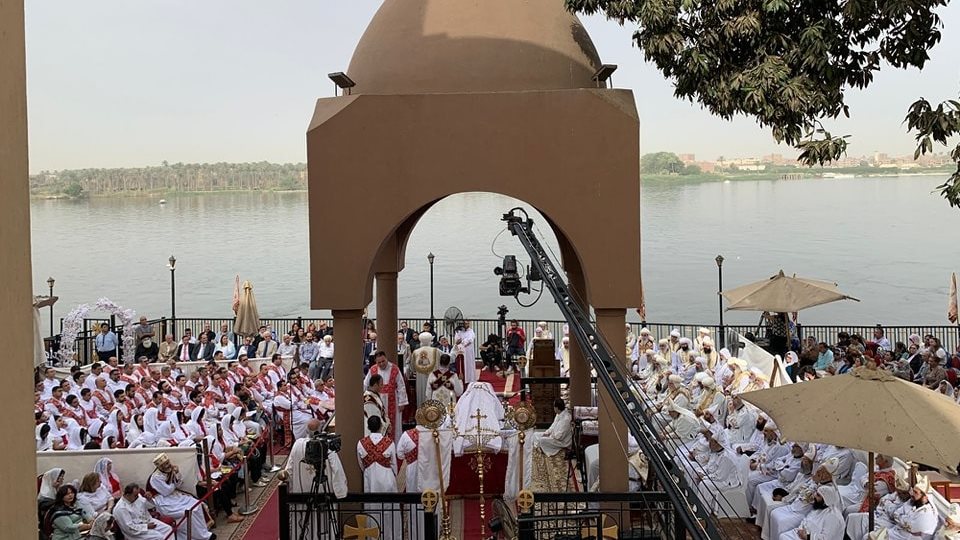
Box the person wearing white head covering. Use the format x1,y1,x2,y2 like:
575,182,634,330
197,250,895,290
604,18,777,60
757,450,816,536
766,457,839,540
753,442,805,513
694,376,726,418
661,399,702,452
668,329,681,352
94,457,122,499
935,503,960,539
867,476,939,540
744,421,790,506
36,423,54,451
38,467,65,503
87,512,114,540
625,323,637,365
689,435,741,509
65,420,88,450
725,394,758,446
778,484,844,540
695,327,712,352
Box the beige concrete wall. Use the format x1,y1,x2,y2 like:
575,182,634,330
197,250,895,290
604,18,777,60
0,0,39,535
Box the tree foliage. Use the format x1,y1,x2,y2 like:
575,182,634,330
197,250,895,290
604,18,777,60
641,151,684,174
905,96,960,207
565,0,959,205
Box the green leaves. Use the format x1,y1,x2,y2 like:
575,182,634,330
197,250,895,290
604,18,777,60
565,0,958,207
905,96,960,207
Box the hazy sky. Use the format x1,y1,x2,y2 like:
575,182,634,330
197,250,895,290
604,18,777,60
24,1,960,172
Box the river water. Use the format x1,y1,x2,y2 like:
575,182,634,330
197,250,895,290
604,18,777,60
30,174,959,326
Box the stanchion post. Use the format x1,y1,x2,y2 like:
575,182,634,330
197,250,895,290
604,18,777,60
238,456,259,515
185,508,193,540
267,416,281,472
201,438,213,495
278,484,290,540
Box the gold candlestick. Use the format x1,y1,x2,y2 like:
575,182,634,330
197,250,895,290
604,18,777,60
417,400,456,540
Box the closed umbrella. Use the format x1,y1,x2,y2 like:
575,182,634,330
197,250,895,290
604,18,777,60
234,280,261,338
721,270,859,313
742,367,960,531
949,272,958,324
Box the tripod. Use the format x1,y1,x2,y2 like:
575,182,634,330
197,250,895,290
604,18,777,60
295,452,341,540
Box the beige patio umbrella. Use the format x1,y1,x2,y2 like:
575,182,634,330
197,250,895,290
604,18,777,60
721,269,859,312
234,280,261,337
949,272,958,324
742,366,960,530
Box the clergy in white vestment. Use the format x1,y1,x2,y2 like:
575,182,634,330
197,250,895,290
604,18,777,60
749,441,803,510
867,476,939,540
454,381,504,454
454,321,477,384
725,395,758,446
364,351,409,443
395,427,421,493
661,399,702,452
273,382,312,441
757,452,815,538
148,453,214,540
766,457,839,540
113,483,174,540
426,354,464,407
848,485,908,539
690,436,742,509
357,416,400,540
530,399,573,492
778,484,845,540
362,381,388,437
407,333,441,406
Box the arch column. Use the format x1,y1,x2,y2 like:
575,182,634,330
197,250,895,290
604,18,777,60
332,308,365,492
0,1,37,535
566,273,591,408
595,308,629,492
375,272,398,366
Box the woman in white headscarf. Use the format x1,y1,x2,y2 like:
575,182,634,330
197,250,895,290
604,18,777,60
185,407,209,440
94,458,122,499
142,408,160,436
37,423,54,451
37,467,65,524
938,380,956,399
65,422,88,450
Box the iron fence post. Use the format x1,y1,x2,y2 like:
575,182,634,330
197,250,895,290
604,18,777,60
423,504,438,540
278,484,290,540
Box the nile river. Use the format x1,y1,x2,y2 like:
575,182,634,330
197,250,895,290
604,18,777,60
30,174,960,326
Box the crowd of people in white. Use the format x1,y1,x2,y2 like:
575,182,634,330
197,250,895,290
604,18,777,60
623,325,960,540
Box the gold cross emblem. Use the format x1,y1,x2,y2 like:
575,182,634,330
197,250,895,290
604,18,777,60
421,489,439,512
580,514,619,540
517,489,535,512
343,514,380,539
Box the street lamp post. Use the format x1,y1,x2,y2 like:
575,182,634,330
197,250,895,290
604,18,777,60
168,256,177,337
47,277,55,337
427,252,436,331
716,255,725,348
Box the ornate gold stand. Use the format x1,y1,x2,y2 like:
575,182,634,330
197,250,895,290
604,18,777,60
417,400,456,540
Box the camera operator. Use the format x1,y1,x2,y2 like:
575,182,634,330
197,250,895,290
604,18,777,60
283,419,347,498
505,320,526,372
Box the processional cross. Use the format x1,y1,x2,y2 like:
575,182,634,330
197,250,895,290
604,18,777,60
468,407,498,537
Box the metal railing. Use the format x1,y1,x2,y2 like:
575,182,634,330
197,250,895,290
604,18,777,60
279,488,429,540
54,315,960,366
519,491,680,540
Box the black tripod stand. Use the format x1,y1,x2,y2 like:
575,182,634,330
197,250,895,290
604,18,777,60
295,449,341,540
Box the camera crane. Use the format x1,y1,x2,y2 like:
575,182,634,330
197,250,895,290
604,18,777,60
500,207,725,539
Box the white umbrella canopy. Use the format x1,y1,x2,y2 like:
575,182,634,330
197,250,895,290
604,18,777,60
721,270,859,313
234,280,261,338
741,367,960,473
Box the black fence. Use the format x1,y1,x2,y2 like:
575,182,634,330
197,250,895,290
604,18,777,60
278,488,708,540
53,315,960,366
279,487,431,540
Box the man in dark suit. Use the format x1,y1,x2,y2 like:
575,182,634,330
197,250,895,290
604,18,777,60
174,335,197,361
399,321,417,349
195,333,215,362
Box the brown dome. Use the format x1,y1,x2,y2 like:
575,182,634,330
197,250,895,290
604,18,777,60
346,0,603,95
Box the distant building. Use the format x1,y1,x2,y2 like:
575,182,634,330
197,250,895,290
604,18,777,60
678,153,696,164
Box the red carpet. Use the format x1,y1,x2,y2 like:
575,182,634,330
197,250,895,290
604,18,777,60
456,497,497,540
239,486,279,540
478,369,521,404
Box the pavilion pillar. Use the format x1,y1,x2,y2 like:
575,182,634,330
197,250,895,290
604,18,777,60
0,1,38,536
375,272,399,366
595,308,629,492
566,272,591,408
332,308,365,492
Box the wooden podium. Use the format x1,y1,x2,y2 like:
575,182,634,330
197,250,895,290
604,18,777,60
528,338,559,425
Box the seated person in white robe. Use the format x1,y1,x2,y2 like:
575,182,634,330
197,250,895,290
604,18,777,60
725,395,758,446
757,452,814,535
867,476,939,540
531,399,573,492
283,418,348,497
357,416,399,540
750,442,804,512
113,483,174,540
846,473,910,540
660,399,702,452
778,484,844,540
148,453,214,540
454,381,504,454
766,457,840,540
689,436,741,508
